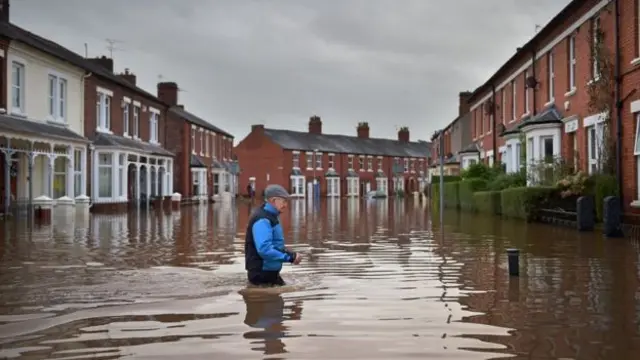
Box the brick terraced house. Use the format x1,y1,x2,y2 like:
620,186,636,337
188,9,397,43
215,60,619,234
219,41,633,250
235,116,431,198
158,82,237,202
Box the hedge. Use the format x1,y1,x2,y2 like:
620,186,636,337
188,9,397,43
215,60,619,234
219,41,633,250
474,191,502,215
443,182,460,208
431,175,461,183
501,186,557,221
593,174,618,221
459,179,488,211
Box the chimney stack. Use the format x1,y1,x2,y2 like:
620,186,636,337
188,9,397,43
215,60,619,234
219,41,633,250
252,124,265,133
398,127,410,142
0,0,10,23
157,82,178,106
356,122,369,138
118,68,136,86
459,91,472,116
308,115,322,134
87,56,114,72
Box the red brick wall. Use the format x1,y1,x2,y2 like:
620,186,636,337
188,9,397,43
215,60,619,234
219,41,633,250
164,112,188,196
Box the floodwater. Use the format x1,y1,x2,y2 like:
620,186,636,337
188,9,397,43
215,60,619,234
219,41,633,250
0,199,639,359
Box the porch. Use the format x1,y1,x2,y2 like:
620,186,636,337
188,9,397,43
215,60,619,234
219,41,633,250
0,114,89,217
211,159,239,200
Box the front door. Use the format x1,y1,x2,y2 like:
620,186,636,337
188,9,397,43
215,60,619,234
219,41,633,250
0,152,19,211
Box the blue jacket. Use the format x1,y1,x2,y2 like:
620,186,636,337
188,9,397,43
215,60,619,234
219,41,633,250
244,203,294,272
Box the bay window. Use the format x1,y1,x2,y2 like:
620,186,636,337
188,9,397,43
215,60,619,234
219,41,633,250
98,153,113,198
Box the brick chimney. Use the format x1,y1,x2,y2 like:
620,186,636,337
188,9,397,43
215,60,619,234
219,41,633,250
357,122,369,138
0,0,9,23
308,115,322,134
459,91,472,116
398,127,409,142
87,56,114,72
252,124,265,133
157,82,178,106
117,68,136,86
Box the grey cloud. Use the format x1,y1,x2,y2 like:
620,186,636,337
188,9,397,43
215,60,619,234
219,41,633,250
14,0,569,141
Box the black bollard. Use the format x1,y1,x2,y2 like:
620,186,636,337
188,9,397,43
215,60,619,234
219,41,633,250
507,248,520,276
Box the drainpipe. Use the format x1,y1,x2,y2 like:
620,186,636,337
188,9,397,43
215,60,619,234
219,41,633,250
531,47,537,116
614,0,623,209
491,84,497,162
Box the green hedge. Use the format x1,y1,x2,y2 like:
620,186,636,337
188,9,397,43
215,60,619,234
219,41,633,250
459,179,488,211
501,186,557,221
474,191,502,215
431,175,461,183
443,182,460,208
593,174,618,221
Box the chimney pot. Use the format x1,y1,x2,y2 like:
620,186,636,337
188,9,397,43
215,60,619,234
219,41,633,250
87,56,114,72
157,82,179,106
308,115,322,134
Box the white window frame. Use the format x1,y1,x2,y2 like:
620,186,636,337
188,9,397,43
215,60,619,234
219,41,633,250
328,154,335,169
634,113,640,201
122,100,130,136
377,157,383,170
292,151,300,169
403,158,409,173
73,149,82,197
501,88,506,123
347,177,359,196
568,35,577,91
348,155,354,170
118,154,125,197
539,136,554,162
47,72,67,123
326,177,340,197
97,152,113,199
11,60,25,115
52,156,67,199
199,128,204,156
511,79,516,121
548,52,555,103
290,175,305,197
524,70,530,115
149,107,160,144
133,104,140,139
315,152,323,169
306,152,313,170
358,155,364,171
96,88,112,133
212,133,217,158
376,177,388,194
367,156,373,171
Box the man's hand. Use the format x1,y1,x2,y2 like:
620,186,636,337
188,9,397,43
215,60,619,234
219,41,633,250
292,253,302,265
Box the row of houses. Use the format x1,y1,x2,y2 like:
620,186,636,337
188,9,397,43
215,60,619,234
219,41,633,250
431,0,640,215
234,116,432,198
0,0,236,214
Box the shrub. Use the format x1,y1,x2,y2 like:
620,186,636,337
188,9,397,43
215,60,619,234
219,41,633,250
431,175,461,183
459,179,488,211
443,182,460,209
556,171,589,198
592,174,618,221
461,163,503,181
474,191,502,215
487,172,526,191
501,186,557,221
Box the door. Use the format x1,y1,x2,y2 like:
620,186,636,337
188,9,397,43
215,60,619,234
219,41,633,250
0,152,18,211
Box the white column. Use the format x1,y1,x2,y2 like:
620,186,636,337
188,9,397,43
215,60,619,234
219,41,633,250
67,147,74,197
81,147,88,196
155,166,161,196
48,155,55,197
146,165,151,199
91,150,97,200
112,152,119,201
123,158,129,200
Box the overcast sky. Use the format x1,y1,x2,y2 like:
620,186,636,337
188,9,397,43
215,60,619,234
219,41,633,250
13,0,569,143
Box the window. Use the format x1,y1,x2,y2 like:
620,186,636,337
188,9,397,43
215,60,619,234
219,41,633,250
212,133,217,158
635,114,640,199
11,61,25,114
149,112,159,143
292,153,300,168
403,158,409,172
96,92,111,131
568,35,576,90
53,156,66,199
501,88,506,123
410,159,415,172
367,157,372,170
48,74,67,122
488,114,493,134
377,157,383,170
74,149,82,197
524,70,530,114
291,176,305,196
505,145,512,173
191,127,196,153
514,143,521,172
511,79,516,119
527,137,534,162
123,103,130,135
358,156,364,170
98,153,113,198
541,136,554,163
348,155,354,169
205,131,209,156
315,152,322,168
588,122,605,174
118,154,125,197
199,129,204,155
213,173,220,195
328,154,334,169
306,153,313,169
133,105,140,138
592,16,601,79
548,52,555,102
418,159,424,173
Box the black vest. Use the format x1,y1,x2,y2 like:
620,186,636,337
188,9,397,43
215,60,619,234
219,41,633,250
245,204,279,271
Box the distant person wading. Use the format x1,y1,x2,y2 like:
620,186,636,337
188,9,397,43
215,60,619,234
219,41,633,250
244,184,302,286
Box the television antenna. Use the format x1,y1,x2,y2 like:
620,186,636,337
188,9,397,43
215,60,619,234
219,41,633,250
105,38,124,58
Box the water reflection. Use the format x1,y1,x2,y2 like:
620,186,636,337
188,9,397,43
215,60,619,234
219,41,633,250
0,201,639,359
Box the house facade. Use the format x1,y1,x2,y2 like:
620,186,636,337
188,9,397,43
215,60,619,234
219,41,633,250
159,82,237,201
430,92,473,178
0,10,91,216
235,116,431,198
82,57,174,212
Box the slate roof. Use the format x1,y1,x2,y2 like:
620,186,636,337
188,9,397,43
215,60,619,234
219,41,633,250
169,106,233,137
92,132,174,156
190,154,206,167
519,105,563,128
0,113,88,143
346,170,359,177
325,168,339,177
458,142,480,154
263,128,431,158
0,22,159,102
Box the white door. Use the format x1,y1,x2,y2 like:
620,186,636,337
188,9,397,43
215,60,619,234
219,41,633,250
307,182,313,199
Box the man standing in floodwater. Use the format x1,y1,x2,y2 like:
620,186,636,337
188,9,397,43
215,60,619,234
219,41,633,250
245,184,301,286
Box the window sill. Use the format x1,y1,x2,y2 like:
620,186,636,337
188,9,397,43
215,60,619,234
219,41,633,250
46,118,67,126
564,87,577,98
306,167,314,171
520,112,530,119
630,200,640,209
96,127,112,134
544,100,554,108
315,167,323,171
631,57,640,67
587,77,601,86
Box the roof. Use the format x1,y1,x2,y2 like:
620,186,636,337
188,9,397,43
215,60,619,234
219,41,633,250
190,154,206,167
263,128,430,158
169,106,233,137
0,22,160,103
458,142,480,154
467,0,583,104
519,105,563,129
0,113,88,143
92,132,174,157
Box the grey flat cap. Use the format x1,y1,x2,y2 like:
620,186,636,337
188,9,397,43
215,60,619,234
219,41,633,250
264,184,291,199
